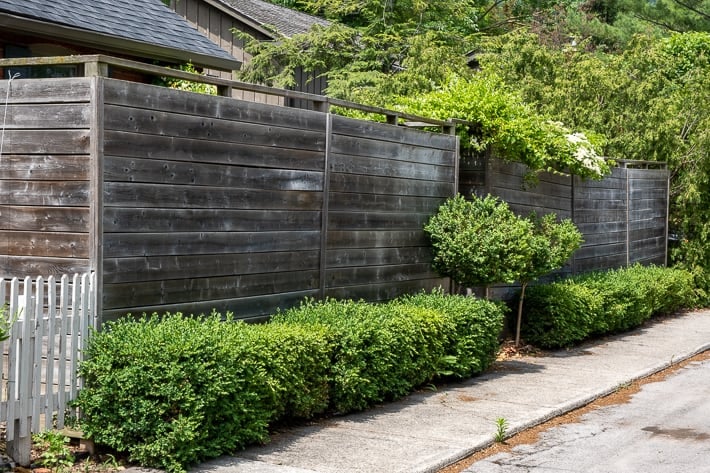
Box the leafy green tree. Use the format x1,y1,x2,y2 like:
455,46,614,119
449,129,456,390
620,0,710,33
479,31,710,290
514,214,583,346
424,194,534,299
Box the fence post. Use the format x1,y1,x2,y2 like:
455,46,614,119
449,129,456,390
7,277,33,466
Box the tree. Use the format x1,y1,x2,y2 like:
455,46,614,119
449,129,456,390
478,31,710,294
514,214,582,346
424,194,534,299
620,0,710,33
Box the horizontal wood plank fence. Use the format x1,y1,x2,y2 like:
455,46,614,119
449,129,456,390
1,273,96,465
460,155,669,275
0,67,456,323
0,56,669,323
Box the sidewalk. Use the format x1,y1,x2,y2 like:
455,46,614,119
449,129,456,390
188,310,710,473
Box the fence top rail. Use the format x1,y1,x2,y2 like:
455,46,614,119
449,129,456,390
0,54,455,133
615,159,668,170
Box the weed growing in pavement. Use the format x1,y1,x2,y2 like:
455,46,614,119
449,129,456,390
494,417,509,443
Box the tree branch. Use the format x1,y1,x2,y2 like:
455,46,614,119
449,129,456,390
632,12,684,32
479,0,509,23
671,0,710,21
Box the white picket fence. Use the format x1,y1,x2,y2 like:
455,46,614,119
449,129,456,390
1,273,96,462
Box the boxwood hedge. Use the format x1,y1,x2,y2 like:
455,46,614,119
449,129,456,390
76,290,505,473
521,265,697,348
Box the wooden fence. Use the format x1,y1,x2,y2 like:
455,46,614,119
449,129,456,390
0,56,457,323
460,155,669,274
1,273,96,465
0,55,670,323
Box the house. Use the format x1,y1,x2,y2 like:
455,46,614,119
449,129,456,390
169,0,329,105
0,0,241,80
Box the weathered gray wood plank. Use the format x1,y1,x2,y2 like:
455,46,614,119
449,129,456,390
0,104,90,128
0,206,89,232
330,134,456,166
575,242,627,259
102,250,321,283
0,256,90,277
327,211,431,230
326,247,433,268
0,78,92,104
329,173,454,198
0,155,89,180
327,230,428,249
0,130,90,154
103,271,320,309
332,114,456,149
330,153,455,181
328,192,446,213
103,182,323,210
324,278,449,302
0,231,89,258
103,131,325,171
325,263,438,287
103,231,321,257
580,231,627,246
105,156,324,191
0,181,89,206
573,254,627,272
103,79,327,130
492,187,571,213
104,105,326,151
101,289,320,323
103,208,321,232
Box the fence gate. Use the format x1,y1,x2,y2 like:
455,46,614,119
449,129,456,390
1,273,96,466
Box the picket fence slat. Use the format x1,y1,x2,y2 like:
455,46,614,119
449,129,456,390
1,272,95,444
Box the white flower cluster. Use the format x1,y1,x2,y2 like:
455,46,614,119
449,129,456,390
566,132,605,177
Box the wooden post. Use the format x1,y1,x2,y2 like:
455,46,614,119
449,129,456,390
318,113,332,299
84,60,108,77
7,421,31,466
313,99,329,113
217,84,233,97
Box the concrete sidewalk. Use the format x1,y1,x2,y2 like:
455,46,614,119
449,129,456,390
190,310,710,473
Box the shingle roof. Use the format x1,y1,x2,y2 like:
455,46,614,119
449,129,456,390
216,0,329,38
0,0,238,66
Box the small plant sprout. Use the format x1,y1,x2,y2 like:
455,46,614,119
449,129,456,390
32,430,75,472
494,417,509,443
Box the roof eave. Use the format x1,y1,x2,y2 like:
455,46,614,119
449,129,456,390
0,13,241,71
201,0,281,39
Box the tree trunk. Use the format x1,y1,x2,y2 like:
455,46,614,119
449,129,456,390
515,282,528,347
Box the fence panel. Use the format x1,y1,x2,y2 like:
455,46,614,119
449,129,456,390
1,272,95,464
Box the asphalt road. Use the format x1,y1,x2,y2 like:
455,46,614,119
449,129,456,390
463,355,710,473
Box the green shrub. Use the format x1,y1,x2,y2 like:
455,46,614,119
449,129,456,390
272,298,448,412
522,265,697,349
397,289,505,377
77,291,507,472
76,313,331,473
521,281,600,348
